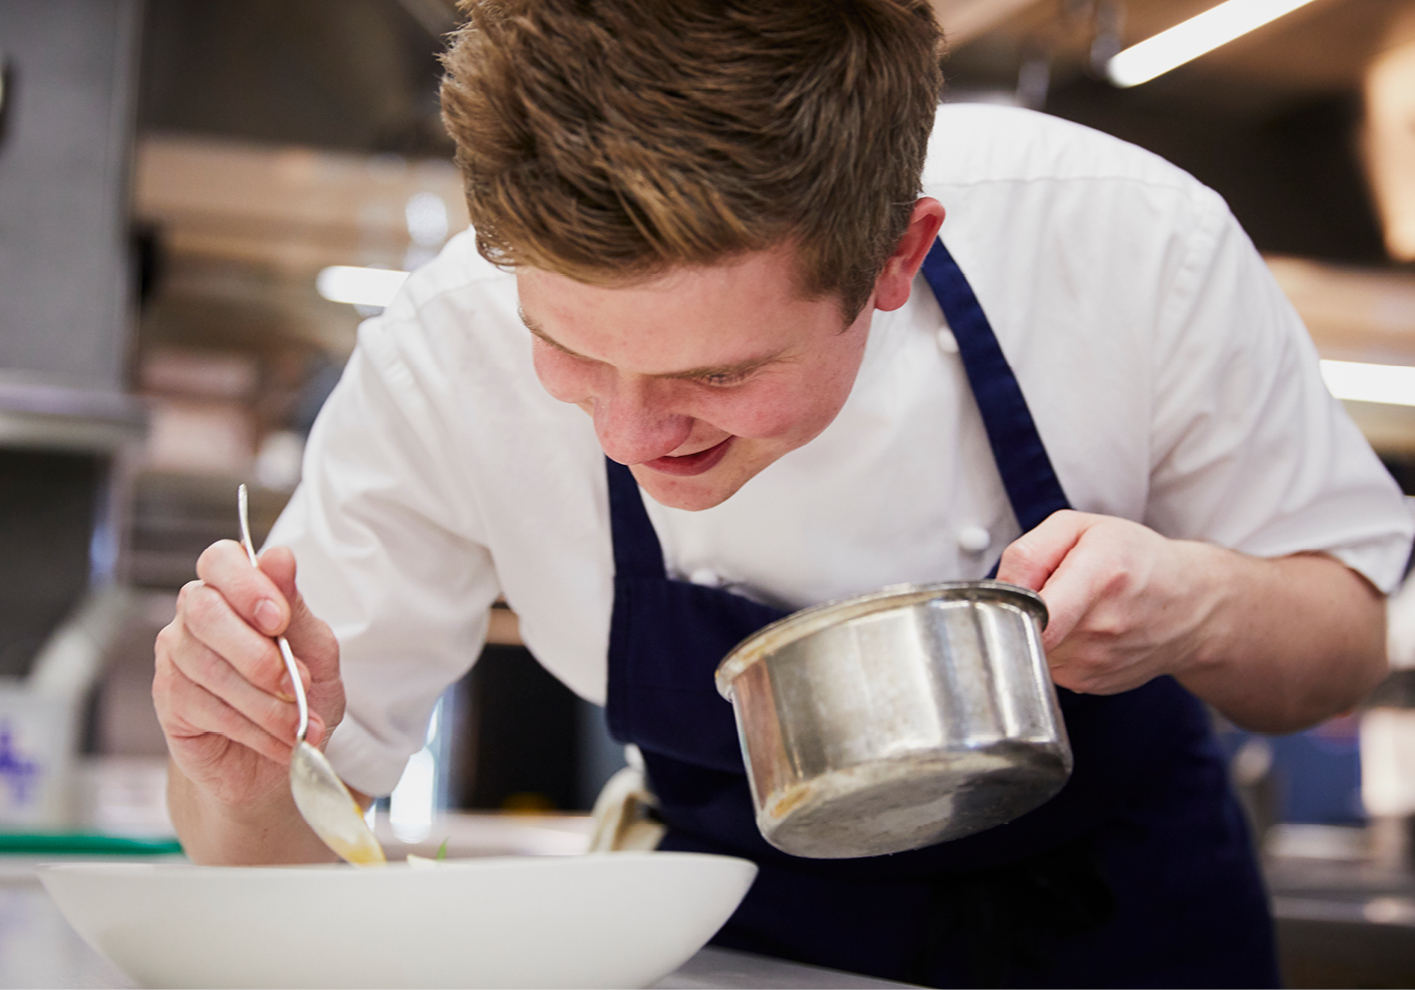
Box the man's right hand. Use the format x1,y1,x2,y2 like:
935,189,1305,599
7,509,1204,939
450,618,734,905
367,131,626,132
154,540,344,815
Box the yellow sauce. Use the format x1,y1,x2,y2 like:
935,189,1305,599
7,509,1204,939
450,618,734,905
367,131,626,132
327,827,387,866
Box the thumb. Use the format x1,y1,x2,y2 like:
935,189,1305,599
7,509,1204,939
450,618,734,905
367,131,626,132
256,544,299,607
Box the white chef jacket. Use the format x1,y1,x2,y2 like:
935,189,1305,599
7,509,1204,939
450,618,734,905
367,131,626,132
267,104,1415,797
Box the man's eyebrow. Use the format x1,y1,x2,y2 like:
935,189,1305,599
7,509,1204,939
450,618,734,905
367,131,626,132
656,354,780,381
518,307,783,380
518,308,589,359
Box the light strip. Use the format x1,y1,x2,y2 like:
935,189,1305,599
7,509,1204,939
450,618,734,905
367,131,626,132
1321,360,1415,408
1106,0,1321,88
315,266,410,308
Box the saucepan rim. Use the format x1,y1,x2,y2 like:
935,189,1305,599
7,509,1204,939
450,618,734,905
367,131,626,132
713,579,1047,698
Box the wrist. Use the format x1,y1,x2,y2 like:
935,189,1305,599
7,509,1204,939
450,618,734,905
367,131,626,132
168,758,335,865
1165,539,1246,681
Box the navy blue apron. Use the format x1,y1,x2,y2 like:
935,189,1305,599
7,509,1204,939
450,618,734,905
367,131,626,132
604,239,1280,988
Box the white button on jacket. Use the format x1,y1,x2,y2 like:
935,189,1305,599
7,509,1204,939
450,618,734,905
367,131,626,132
958,526,991,554
689,569,722,588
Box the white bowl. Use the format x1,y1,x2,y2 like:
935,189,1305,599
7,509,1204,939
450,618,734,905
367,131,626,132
38,852,757,989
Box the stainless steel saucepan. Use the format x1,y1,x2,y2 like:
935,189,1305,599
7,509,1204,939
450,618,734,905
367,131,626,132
715,580,1071,859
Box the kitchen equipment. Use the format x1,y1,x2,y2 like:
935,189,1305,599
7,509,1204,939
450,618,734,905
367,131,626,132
715,580,1071,859
237,484,385,866
0,584,132,827
588,761,667,852
0,831,182,855
1361,670,1415,869
38,852,758,989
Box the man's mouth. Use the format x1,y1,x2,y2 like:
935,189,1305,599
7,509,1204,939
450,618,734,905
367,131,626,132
643,437,735,476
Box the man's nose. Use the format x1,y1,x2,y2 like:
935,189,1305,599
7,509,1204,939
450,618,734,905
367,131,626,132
592,380,693,465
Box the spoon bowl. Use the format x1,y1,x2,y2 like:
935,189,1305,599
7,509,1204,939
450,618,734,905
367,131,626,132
288,740,386,865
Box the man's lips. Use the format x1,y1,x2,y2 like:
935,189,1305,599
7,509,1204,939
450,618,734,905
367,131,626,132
643,437,735,476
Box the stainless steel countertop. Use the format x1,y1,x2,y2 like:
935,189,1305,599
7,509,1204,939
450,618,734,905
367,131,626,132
1266,851,1415,988
0,855,911,990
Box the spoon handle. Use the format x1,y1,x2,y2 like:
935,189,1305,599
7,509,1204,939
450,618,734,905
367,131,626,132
237,484,310,744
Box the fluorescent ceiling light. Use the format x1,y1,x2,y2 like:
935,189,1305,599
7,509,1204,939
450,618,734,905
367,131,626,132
1321,360,1415,408
316,266,410,308
1107,0,1321,88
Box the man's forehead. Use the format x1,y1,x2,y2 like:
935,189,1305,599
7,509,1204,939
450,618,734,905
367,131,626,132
515,304,790,380
515,249,846,333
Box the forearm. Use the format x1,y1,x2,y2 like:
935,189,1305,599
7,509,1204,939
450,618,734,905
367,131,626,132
167,758,339,866
1176,547,1388,734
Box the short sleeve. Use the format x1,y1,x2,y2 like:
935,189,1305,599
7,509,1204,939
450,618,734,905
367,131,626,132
1144,187,1412,592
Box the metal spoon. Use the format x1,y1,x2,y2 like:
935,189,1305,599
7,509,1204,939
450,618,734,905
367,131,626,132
238,484,386,866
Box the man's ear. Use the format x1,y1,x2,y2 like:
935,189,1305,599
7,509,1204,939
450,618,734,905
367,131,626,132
873,198,945,313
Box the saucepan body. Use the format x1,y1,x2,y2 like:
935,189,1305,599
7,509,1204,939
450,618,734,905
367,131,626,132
715,580,1071,859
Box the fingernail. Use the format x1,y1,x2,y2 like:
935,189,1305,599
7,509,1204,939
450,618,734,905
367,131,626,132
254,599,281,634
276,672,296,702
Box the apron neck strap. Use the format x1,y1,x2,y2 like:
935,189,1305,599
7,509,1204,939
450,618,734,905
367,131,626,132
606,460,668,579
920,238,1071,533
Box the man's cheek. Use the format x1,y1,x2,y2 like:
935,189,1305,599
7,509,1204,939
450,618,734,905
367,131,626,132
709,393,814,441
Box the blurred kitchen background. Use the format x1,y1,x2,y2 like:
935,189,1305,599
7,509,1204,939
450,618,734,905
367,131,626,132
1,0,1414,983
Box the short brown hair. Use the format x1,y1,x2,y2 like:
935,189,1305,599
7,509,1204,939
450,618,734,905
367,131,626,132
441,0,943,319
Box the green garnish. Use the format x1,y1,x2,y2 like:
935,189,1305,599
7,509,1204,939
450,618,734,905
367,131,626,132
435,837,449,861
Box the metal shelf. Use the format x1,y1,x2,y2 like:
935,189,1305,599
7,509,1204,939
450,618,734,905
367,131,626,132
0,377,145,454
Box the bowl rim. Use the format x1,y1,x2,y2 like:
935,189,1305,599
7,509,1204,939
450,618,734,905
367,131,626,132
714,579,1047,697
35,849,758,880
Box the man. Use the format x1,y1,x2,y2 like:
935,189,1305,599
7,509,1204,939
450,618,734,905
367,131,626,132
154,1,1412,985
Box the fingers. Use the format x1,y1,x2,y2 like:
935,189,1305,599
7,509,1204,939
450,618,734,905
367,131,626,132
996,511,1135,689
197,540,290,637
192,541,338,688
155,619,329,764
1031,539,1124,654
155,539,342,809
160,661,326,765
256,544,298,604
155,626,293,765
995,510,1089,593
996,512,1104,648
164,619,302,743
256,547,341,684
1002,514,1172,695
176,579,309,699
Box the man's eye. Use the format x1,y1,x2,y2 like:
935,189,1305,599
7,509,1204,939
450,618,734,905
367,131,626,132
535,338,588,363
697,370,750,388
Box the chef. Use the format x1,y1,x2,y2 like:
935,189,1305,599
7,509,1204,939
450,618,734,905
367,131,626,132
154,0,1413,986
